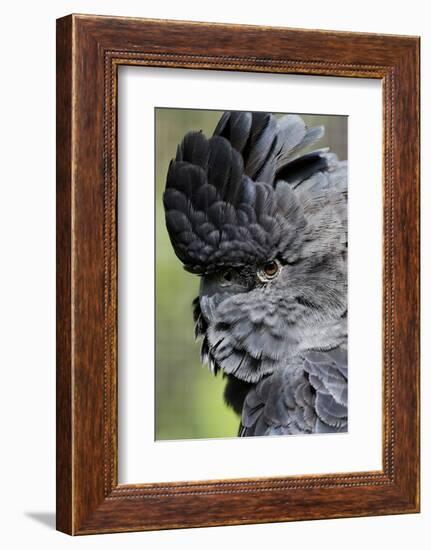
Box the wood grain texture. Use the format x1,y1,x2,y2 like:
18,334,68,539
56,14,420,535
56,16,73,535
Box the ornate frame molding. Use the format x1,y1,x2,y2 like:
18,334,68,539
57,14,419,534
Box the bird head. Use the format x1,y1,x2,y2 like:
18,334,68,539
163,111,347,383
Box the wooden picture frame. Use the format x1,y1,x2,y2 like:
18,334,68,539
56,14,420,535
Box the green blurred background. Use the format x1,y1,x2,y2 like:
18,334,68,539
155,108,347,440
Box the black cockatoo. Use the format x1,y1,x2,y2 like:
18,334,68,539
163,111,347,436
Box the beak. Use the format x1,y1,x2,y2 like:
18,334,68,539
199,274,235,324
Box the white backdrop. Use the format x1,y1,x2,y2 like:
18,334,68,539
0,1,428,549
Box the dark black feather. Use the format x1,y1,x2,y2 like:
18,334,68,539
228,111,253,152
277,152,329,185
177,131,210,169
223,374,254,415
163,110,332,276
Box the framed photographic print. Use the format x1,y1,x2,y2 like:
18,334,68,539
56,14,420,534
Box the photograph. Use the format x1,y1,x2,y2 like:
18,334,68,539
0,0,425,545
51,12,420,536
156,108,348,440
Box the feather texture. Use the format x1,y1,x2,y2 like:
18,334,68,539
163,110,348,437
240,348,347,436
164,128,308,274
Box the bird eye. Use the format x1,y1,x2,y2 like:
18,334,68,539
257,260,281,282
223,270,233,281
219,269,234,285
264,261,279,277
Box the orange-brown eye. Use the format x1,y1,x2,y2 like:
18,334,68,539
264,261,279,277
257,259,281,282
